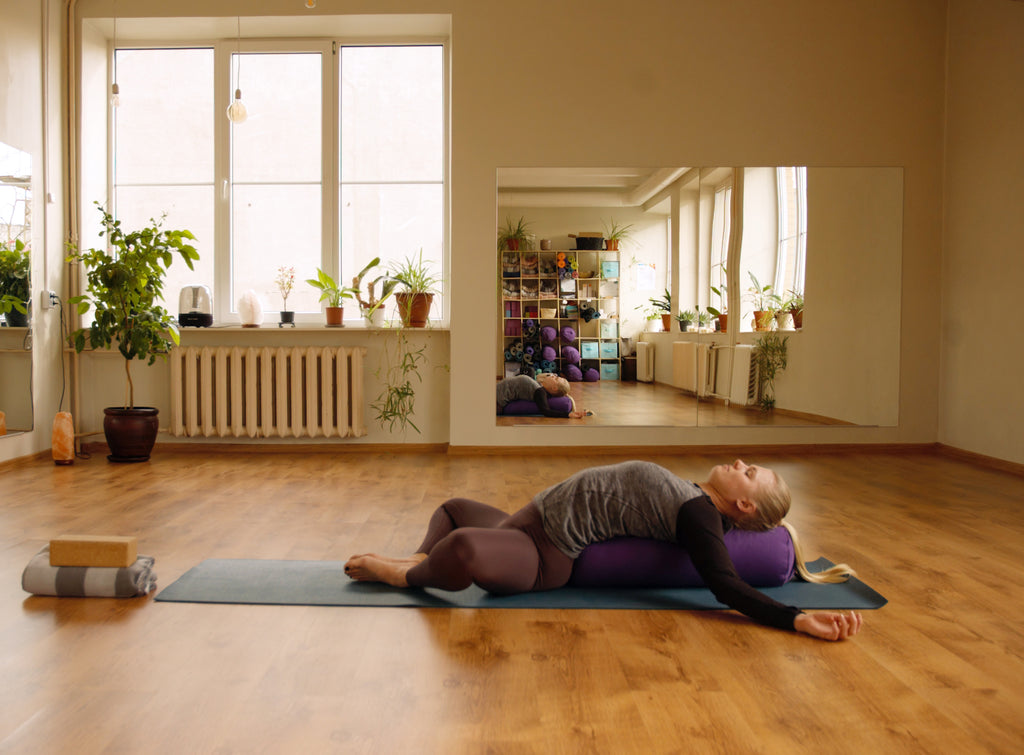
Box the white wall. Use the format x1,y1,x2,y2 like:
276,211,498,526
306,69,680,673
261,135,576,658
940,0,1024,465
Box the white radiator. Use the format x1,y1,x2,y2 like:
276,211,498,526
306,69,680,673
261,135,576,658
636,341,655,382
671,341,714,396
169,346,368,438
729,344,759,406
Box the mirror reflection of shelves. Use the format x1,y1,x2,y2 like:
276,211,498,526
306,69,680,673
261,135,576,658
501,249,621,380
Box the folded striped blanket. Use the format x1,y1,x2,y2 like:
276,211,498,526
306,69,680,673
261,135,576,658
21,545,157,598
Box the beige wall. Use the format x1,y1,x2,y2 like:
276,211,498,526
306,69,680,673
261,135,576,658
941,0,1024,465
3,0,1019,464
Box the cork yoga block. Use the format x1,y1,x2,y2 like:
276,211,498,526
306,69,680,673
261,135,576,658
49,535,138,568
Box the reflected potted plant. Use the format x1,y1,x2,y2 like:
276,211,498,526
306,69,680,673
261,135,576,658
306,268,358,327
745,272,781,331
753,329,789,411
602,219,634,251
0,238,30,326
275,265,295,326
497,216,533,251
389,249,440,328
707,264,728,332
676,308,696,332
787,289,804,329
353,256,397,327
67,203,199,462
647,289,673,332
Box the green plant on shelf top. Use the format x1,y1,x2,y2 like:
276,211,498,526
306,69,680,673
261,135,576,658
497,216,534,251
602,218,635,243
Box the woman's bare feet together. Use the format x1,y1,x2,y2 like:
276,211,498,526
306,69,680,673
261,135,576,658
344,553,425,587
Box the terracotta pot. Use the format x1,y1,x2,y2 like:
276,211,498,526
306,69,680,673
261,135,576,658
717,314,728,333
791,309,804,329
506,239,520,251
396,293,434,327
660,313,672,332
103,406,159,463
605,239,620,251
325,306,344,327
753,310,773,331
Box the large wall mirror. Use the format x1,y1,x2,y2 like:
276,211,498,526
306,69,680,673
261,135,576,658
0,141,33,435
497,166,902,428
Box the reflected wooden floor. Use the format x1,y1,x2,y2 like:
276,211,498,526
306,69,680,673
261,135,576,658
2,449,1023,753
497,379,845,426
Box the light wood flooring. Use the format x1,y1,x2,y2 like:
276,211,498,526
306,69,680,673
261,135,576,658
2,448,1023,753
496,380,846,427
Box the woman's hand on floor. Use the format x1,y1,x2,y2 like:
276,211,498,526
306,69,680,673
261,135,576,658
794,611,863,641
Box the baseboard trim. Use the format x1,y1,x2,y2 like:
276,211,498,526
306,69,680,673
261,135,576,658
935,443,1024,478
446,443,939,457
81,441,450,456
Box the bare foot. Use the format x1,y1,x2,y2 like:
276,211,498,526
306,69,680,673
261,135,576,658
349,553,426,567
344,554,418,587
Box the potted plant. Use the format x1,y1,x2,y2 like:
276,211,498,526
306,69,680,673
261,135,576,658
306,268,358,327
275,265,295,326
787,289,804,329
0,238,30,326
602,219,634,251
647,288,673,332
676,308,696,332
696,307,713,329
707,264,728,332
753,329,789,412
389,249,440,328
352,256,397,327
497,216,533,251
745,272,781,331
67,203,199,462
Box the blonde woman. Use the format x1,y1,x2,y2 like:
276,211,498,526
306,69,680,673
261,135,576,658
496,372,587,418
346,460,862,641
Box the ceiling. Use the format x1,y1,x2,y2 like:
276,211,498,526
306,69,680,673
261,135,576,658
496,167,690,209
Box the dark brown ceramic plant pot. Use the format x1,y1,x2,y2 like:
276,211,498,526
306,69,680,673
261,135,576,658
395,293,433,327
103,406,160,463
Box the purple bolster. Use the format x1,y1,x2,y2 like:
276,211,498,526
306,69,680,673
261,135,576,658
568,527,795,588
499,396,574,416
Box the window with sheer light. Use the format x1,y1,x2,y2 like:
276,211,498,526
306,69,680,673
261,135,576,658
111,42,446,324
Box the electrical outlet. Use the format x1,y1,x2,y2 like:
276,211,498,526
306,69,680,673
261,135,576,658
41,290,59,310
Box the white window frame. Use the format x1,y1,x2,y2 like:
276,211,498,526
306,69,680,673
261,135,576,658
107,34,449,327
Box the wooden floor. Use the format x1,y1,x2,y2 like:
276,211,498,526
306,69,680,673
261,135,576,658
2,448,1023,753
496,380,844,427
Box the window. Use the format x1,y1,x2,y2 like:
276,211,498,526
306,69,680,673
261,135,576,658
111,40,446,324
775,166,806,300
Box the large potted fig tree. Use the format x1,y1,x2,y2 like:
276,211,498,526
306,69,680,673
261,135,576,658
68,203,199,462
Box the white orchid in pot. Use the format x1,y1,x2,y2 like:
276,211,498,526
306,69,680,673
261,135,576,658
67,203,199,462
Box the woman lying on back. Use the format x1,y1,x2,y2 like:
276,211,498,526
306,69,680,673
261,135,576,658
345,459,863,641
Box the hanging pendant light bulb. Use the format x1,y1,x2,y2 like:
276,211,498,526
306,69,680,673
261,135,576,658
227,15,247,123
305,0,317,8
110,9,120,107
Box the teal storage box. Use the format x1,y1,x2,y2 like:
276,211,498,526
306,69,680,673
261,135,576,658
599,341,618,358
581,342,599,359
599,320,618,339
600,363,620,380
601,261,619,278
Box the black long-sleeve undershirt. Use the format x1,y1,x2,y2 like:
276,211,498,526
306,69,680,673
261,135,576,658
675,496,802,631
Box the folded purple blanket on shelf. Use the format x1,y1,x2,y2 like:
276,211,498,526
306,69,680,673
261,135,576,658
21,545,157,598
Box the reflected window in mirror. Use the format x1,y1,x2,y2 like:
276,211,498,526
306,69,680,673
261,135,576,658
0,139,33,435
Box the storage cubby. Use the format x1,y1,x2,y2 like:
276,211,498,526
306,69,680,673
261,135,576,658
501,248,621,380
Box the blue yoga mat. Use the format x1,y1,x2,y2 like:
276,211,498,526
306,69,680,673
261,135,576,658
155,557,887,611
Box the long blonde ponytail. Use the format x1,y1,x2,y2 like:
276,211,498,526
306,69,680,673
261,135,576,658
781,521,857,584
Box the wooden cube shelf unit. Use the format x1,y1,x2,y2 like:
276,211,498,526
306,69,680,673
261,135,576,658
500,248,621,380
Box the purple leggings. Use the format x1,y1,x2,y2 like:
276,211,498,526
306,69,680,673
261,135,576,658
405,498,573,595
